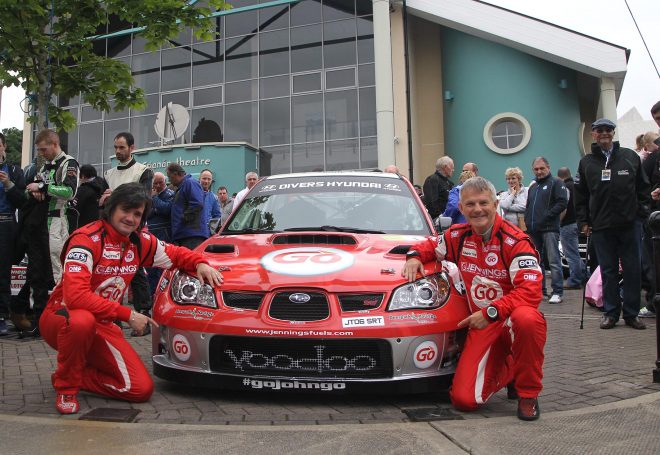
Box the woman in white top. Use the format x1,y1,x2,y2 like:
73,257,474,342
499,167,528,230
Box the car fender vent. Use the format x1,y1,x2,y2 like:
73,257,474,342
388,245,413,255
205,244,235,253
222,292,265,310
272,234,357,245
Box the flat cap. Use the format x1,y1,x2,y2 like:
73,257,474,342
591,118,616,130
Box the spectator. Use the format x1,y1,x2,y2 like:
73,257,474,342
652,100,660,128
68,164,105,231
575,118,649,330
217,186,234,225
233,171,259,211
413,184,425,205
384,164,399,174
402,177,546,421
146,172,175,296
422,156,455,219
442,170,475,225
100,132,154,336
462,162,479,175
524,157,568,304
499,167,528,230
0,133,26,335
557,167,585,289
39,182,222,414
16,130,79,337
199,169,221,237
167,163,207,249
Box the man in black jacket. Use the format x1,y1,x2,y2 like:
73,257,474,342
68,165,106,231
422,156,455,219
524,157,568,304
574,118,649,330
557,167,585,289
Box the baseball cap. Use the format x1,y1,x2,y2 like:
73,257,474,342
591,118,616,130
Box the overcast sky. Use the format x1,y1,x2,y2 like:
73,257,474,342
1,0,658,131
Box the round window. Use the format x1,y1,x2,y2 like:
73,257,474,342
483,113,531,155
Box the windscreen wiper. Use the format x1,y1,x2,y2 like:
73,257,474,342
283,225,385,234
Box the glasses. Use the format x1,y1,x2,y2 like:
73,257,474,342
595,127,614,134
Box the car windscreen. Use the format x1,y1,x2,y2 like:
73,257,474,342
224,175,431,235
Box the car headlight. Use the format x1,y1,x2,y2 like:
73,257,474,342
388,273,451,311
170,270,218,309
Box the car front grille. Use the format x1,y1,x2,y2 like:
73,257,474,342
209,336,393,379
269,291,329,321
223,292,265,310
338,293,384,312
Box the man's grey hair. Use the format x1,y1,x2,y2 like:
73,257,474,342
245,171,258,180
460,176,497,202
435,156,453,170
532,156,550,167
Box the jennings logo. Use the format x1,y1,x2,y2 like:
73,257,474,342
225,345,377,373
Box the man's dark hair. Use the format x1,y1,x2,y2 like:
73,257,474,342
200,168,214,177
557,167,571,180
101,182,152,231
166,163,185,175
218,186,228,191
651,100,660,116
0,132,5,146
114,132,135,147
79,164,98,179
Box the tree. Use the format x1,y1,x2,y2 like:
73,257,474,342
1,127,22,164
0,0,230,132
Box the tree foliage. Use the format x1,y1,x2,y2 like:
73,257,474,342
0,0,230,132
1,127,22,164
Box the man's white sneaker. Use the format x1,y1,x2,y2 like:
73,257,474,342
548,294,562,304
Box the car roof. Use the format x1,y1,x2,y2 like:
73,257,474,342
262,171,404,181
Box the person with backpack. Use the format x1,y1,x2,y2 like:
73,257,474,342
39,183,223,414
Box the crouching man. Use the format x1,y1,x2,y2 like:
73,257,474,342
402,177,546,420
40,183,224,414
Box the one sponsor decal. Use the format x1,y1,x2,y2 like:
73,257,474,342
244,328,354,337
504,237,515,246
470,275,504,308
102,249,121,260
67,265,82,273
158,277,170,292
464,241,477,248
617,169,629,176
260,247,354,276
483,245,501,252
172,334,191,362
142,232,150,239
66,251,89,262
91,235,101,243
523,273,538,281
462,247,477,258
95,264,138,274
485,252,498,266
341,316,384,328
413,341,438,369
461,262,508,279
94,276,126,302
518,258,538,269
125,250,135,262
225,345,376,373
173,308,214,321
289,293,311,303
388,312,437,324
451,231,459,238
242,378,346,391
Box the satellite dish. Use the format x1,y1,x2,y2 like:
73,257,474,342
154,102,190,142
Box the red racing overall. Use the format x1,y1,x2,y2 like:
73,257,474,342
411,214,546,410
40,220,208,402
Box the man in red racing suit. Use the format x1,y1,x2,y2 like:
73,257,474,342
40,183,223,414
403,176,546,421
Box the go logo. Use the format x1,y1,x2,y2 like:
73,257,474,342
413,341,438,369
261,247,354,276
470,276,503,307
172,334,191,362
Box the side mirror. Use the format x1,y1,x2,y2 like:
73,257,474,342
208,217,222,234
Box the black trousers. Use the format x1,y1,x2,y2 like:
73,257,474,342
0,216,16,318
130,267,152,313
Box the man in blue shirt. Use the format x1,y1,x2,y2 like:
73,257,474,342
166,163,206,250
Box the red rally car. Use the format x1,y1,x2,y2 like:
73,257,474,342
152,171,469,393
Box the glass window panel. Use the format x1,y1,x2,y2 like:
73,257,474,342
167,27,192,47
359,87,376,137
104,118,130,156
326,67,355,90
357,16,374,63
356,0,373,16
326,139,358,171
161,47,191,92
358,63,375,86
290,0,321,26
132,35,148,54
107,36,131,58
259,4,289,31
260,98,290,146
492,136,508,149
132,52,161,94
132,114,159,149
132,93,159,116
508,135,523,148
325,89,358,140
292,93,323,143
60,125,78,159
81,105,103,122
78,122,104,166
292,72,322,93
323,0,355,21
360,136,377,169
260,145,291,176
106,100,129,120
193,40,224,86
324,20,356,68
191,106,224,142
225,0,258,37
292,142,324,172
491,122,507,137
224,101,257,144
507,121,523,135
291,24,322,72
260,75,290,98
194,86,223,106
260,29,290,77
162,91,190,108
225,79,258,103
225,34,258,82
